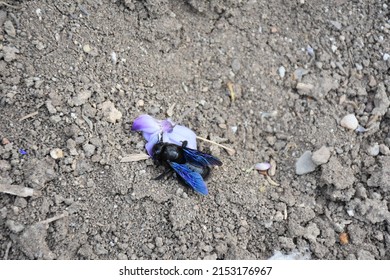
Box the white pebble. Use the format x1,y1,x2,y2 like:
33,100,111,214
340,114,359,130
331,45,337,52
50,148,64,159
230,126,237,134
383,53,389,61
278,66,286,78
111,52,117,64
36,9,42,20
83,44,91,53
367,143,380,156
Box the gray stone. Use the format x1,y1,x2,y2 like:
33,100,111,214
357,249,375,260
367,156,390,192
231,58,241,73
155,237,163,247
321,157,355,190
0,160,11,171
17,223,55,259
3,46,19,62
83,143,96,157
296,151,317,175
100,100,122,123
4,20,16,37
72,90,92,106
24,158,57,189
6,219,25,233
304,223,320,242
312,146,331,165
372,83,390,117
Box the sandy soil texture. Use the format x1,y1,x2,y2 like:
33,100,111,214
0,0,389,259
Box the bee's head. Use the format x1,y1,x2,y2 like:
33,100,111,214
152,142,164,160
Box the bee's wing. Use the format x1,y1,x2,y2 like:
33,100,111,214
183,148,222,167
169,162,208,195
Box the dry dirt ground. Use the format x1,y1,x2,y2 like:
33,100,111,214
0,0,389,260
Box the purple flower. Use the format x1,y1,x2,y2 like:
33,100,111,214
19,148,27,155
132,114,197,156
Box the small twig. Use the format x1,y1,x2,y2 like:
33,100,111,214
3,241,12,260
38,212,68,225
196,136,235,155
266,175,280,186
19,111,38,121
0,1,21,9
0,184,35,197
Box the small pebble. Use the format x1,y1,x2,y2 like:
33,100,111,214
383,53,389,61
83,44,91,53
296,151,317,175
100,101,122,123
231,59,241,73
331,45,337,53
367,143,380,156
2,138,10,145
329,20,342,30
340,114,359,130
83,144,96,157
136,100,144,107
311,146,331,165
111,51,117,64
379,144,390,155
278,66,286,78
339,232,349,245
355,63,363,71
6,220,25,233
4,20,16,37
50,148,64,159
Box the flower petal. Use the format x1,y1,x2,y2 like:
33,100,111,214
164,125,197,149
143,132,156,142
145,133,159,156
132,114,160,134
254,162,271,171
159,119,174,133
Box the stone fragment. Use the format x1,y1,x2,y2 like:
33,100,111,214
296,151,317,175
340,114,358,130
312,146,331,165
4,20,16,37
100,100,122,123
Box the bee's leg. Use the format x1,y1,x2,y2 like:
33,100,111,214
200,166,211,179
153,168,173,180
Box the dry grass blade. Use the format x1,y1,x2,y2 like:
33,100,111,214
0,1,21,8
196,136,235,155
0,184,35,197
19,111,38,121
227,81,235,102
121,153,150,162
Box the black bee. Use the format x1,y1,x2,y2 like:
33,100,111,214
152,141,222,195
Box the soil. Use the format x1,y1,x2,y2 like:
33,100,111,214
0,0,389,260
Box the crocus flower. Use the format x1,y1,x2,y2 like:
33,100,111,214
132,114,197,156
